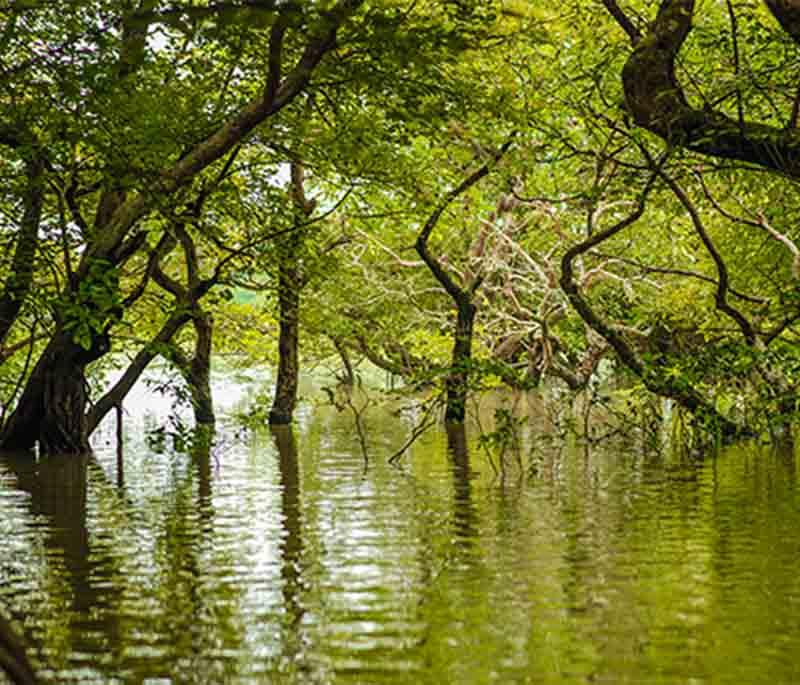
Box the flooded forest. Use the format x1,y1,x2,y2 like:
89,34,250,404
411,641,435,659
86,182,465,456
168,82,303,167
2,1,800,683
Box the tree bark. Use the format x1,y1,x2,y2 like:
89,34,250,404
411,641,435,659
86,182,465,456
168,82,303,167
332,336,355,385
607,0,800,178
0,328,109,454
174,311,215,426
0,156,44,351
269,256,300,425
445,299,476,423
269,160,314,426
0,2,359,455
414,142,511,424
188,312,214,425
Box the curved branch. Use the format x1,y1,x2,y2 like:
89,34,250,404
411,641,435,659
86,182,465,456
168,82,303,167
87,309,192,433
559,172,743,437
656,169,758,344
415,138,513,304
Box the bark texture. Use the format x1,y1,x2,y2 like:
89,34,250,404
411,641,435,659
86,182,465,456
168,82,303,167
269,160,314,425
444,300,476,423
0,330,109,454
415,141,511,422
269,237,301,425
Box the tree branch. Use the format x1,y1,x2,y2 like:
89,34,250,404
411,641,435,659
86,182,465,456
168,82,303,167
415,138,513,304
600,0,641,44
656,168,757,344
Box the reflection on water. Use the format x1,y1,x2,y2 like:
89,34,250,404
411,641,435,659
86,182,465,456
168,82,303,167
1,393,800,684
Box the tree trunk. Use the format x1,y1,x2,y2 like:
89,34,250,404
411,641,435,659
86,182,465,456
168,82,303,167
0,157,44,351
332,336,355,386
186,312,215,425
269,260,300,425
0,329,109,454
445,299,476,423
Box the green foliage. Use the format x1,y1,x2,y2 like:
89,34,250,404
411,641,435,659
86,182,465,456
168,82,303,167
60,260,122,350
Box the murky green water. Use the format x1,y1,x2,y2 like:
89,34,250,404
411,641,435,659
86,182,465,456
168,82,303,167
2,386,800,684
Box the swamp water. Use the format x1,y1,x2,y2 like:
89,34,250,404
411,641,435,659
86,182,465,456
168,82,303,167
1,378,800,684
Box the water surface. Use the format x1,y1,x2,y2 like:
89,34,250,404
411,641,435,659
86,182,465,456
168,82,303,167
1,387,799,684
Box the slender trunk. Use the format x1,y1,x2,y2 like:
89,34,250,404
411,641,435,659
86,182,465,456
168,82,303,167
269,260,300,425
187,312,214,425
0,157,44,351
332,337,355,385
445,299,476,423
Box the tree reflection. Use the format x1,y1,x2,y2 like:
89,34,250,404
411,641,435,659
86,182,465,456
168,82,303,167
0,450,121,676
271,425,304,632
3,453,92,611
446,424,478,547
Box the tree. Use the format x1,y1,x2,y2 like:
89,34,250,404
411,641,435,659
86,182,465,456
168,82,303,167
0,0,432,454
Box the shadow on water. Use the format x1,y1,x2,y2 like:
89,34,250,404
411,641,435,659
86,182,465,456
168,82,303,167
3,401,800,684
0,592,37,685
0,452,120,615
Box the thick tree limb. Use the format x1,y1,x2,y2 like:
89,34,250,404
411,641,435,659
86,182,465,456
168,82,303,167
764,0,800,46
612,0,800,178
83,0,362,268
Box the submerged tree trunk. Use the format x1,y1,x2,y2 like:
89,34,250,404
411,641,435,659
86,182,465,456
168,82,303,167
445,299,476,423
0,329,109,454
0,7,356,456
414,141,511,425
269,258,300,425
269,160,313,426
184,312,215,426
